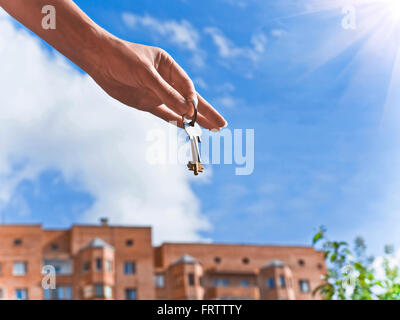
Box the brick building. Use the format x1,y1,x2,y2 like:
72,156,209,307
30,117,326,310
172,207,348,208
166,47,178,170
0,220,326,300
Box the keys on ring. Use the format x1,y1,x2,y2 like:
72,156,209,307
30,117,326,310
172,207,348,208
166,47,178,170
183,98,204,176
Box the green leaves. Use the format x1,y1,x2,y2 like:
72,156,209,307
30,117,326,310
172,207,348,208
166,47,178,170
312,227,400,300
312,226,327,245
312,232,324,245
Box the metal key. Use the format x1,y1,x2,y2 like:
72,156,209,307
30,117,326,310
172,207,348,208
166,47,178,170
183,98,204,176
184,122,204,175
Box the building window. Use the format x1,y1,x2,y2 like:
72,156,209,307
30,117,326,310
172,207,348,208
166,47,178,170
83,285,93,299
106,260,113,272
44,289,50,300
104,286,113,299
0,288,4,299
298,259,305,266
279,275,286,288
188,273,195,286
125,239,134,246
57,286,70,299
13,262,27,276
96,258,102,271
125,288,137,300
44,286,72,300
155,274,165,288
242,257,250,264
0,263,2,276
267,277,275,289
65,286,72,300
241,279,250,287
50,243,59,251
13,238,23,246
124,262,136,275
299,280,310,293
57,287,65,300
82,261,91,273
44,259,73,275
214,257,221,264
94,284,104,298
214,279,229,287
317,263,323,270
15,288,28,300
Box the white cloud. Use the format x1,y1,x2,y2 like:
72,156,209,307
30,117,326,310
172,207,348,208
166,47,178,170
251,33,267,53
270,29,287,38
213,84,240,108
216,82,236,93
121,12,204,67
193,77,208,90
0,11,211,244
204,27,244,58
214,95,238,108
204,27,267,62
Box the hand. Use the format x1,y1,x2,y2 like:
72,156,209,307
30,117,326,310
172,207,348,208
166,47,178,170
89,38,227,130
0,0,226,130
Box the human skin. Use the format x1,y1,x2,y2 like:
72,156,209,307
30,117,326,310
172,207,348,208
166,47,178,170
0,0,227,130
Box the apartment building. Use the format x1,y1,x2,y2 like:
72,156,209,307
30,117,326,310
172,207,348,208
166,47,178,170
154,243,325,300
0,220,326,300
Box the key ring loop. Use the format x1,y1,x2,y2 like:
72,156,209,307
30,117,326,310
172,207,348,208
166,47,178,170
182,97,198,127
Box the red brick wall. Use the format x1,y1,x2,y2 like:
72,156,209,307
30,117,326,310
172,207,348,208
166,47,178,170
0,225,326,300
155,243,326,300
0,225,43,300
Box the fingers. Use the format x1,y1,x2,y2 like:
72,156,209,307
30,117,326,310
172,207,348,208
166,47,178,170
156,51,227,129
146,67,192,118
197,93,227,129
149,105,183,128
148,73,227,130
149,105,220,130
157,52,196,119
196,112,221,130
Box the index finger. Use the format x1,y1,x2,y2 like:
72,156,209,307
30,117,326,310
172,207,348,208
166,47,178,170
197,93,227,129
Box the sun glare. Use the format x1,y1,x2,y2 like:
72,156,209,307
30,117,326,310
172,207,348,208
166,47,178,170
384,0,400,22
294,0,400,125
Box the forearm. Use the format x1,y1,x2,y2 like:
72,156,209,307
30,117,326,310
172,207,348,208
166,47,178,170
0,0,226,129
0,0,112,74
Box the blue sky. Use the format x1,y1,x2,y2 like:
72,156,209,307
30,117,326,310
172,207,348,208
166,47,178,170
2,0,400,255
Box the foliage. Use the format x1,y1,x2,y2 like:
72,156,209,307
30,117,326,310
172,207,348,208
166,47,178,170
312,226,400,300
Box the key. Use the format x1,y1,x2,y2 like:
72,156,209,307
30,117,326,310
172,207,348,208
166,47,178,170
184,121,204,176
182,98,204,176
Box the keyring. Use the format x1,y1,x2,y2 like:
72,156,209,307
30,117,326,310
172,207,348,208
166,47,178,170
182,97,198,127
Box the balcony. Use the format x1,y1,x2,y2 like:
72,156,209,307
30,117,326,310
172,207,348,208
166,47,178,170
43,259,73,275
205,286,259,300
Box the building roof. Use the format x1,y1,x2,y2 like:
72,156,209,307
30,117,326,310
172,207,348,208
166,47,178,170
262,259,285,269
171,254,197,266
81,237,114,250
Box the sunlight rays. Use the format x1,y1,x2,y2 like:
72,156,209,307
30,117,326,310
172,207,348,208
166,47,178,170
277,0,400,126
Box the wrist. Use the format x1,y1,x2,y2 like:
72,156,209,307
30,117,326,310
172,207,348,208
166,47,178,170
73,23,111,75
82,26,128,79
